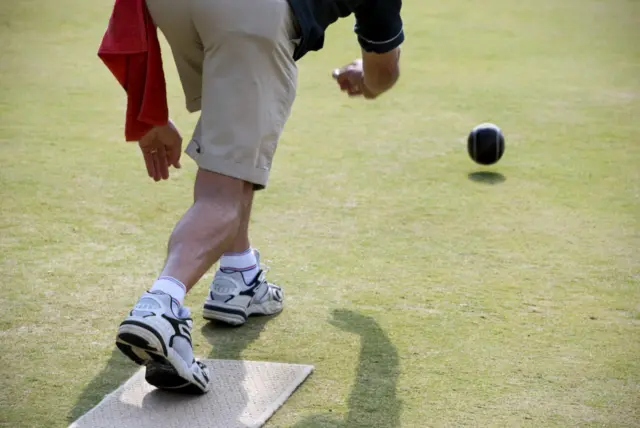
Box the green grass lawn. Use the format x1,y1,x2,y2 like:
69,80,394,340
1,0,639,427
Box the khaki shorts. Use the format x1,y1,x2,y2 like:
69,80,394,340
146,0,299,189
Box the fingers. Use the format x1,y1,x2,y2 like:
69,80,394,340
335,72,354,92
332,65,365,97
149,149,163,182
343,75,365,96
143,151,157,180
138,121,183,182
160,121,183,169
141,147,167,182
165,138,182,169
346,79,364,96
155,145,170,180
166,146,180,169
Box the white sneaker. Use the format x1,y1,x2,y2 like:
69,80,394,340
203,263,284,326
116,291,210,394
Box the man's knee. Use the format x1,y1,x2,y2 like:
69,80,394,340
195,168,252,196
194,169,254,223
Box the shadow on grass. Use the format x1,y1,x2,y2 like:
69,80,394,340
200,314,273,360
67,348,138,423
468,171,506,184
68,310,399,428
292,309,401,428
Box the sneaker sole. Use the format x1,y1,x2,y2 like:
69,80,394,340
116,321,209,394
203,300,283,326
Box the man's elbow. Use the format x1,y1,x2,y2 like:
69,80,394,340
365,67,400,96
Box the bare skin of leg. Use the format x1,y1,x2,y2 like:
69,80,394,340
159,169,255,292
226,195,253,253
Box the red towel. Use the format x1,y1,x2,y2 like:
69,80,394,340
98,0,168,142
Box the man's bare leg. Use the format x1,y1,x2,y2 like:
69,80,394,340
202,188,284,326
116,168,252,394
210,194,262,284
159,169,254,292
226,196,253,254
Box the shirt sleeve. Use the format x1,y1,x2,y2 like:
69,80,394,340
353,0,404,53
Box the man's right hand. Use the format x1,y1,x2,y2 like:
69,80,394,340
332,48,401,100
138,120,183,182
333,59,376,99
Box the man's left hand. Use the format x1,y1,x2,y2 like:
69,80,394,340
138,120,183,182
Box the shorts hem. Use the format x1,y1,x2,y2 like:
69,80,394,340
185,140,270,190
186,98,202,113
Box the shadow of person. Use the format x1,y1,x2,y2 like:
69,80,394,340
292,309,401,428
468,171,506,184
67,348,139,423
200,314,274,360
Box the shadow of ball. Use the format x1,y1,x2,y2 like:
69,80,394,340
468,171,506,184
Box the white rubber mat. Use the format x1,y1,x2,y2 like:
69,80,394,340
69,359,314,428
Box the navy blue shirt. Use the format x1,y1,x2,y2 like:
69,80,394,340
287,0,404,61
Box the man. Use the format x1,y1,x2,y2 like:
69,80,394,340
114,0,404,394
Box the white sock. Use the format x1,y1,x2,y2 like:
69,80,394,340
149,276,187,305
219,248,259,284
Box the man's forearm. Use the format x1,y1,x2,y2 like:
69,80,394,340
362,47,401,97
